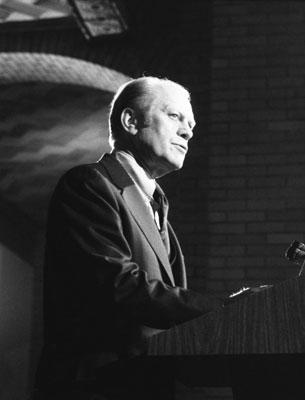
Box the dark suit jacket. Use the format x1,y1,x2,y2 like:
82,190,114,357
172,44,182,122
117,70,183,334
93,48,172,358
36,153,222,387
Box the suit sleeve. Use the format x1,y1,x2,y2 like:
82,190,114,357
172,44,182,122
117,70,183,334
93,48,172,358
47,165,223,331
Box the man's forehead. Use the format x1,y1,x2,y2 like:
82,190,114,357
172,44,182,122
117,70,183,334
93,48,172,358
153,82,189,101
152,83,193,113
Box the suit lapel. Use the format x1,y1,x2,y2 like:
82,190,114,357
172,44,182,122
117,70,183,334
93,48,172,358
100,153,175,286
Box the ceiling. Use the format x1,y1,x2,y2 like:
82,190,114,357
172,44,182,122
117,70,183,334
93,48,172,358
0,0,128,38
0,0,71,23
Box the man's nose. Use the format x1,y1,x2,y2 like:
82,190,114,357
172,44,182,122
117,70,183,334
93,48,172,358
178,124,193,141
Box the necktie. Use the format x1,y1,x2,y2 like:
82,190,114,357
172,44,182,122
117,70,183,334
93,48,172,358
151,188,171,255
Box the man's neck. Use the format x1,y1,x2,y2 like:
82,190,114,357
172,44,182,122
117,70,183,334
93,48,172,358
113,149,156,200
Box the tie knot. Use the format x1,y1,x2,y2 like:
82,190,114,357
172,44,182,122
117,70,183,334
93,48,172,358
150,189,162,213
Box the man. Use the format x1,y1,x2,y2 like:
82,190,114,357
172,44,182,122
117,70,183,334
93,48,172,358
34,77,223,399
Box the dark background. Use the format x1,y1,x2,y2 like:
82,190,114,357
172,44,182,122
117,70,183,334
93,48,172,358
0,1,304,399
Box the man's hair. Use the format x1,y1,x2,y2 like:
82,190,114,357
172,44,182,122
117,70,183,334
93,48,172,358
108,76,190,149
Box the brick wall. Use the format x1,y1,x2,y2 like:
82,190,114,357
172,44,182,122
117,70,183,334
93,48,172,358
204,0,305,300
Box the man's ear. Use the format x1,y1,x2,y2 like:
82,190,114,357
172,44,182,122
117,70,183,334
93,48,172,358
120,108,138,135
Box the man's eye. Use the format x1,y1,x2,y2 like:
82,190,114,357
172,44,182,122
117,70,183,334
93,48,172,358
169,113,179,119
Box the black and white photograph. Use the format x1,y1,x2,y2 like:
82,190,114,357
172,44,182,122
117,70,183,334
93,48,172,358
0,1,305,399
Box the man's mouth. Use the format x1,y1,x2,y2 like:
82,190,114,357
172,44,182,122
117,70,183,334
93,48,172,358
173,143,188,153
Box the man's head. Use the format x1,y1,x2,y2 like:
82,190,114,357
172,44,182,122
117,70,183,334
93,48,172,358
109,76,195,178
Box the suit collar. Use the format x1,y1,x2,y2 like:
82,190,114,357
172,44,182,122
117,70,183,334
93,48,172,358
113,150,156,200
99,153,175,285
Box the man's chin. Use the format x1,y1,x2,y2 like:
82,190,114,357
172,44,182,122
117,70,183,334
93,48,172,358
173,157,185,170
150,156,185,178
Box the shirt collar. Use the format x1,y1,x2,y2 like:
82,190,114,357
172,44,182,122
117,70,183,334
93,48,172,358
113,150,156,200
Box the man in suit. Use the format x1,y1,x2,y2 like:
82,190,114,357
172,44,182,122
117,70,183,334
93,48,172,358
35,76,223,399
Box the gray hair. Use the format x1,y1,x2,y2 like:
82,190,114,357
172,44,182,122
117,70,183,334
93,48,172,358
108,76,190,149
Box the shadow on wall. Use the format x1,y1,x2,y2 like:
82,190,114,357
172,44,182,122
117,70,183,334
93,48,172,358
0,243,33,400
0,82,114,224
0,80,122,399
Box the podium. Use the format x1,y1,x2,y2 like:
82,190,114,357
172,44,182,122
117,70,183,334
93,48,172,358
147,276,305,398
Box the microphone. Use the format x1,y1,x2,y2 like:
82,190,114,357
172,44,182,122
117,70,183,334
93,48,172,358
285,240,305,276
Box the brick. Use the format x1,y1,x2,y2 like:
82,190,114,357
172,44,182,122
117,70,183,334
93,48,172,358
230,99,267,111
210,245,245,256
209,200,247,211
288,67,305,77
227,211,265,222
211,112,230,123
288,109,305,119
227,166,267,177
230,78,266,89
208,189,227,198
227,234,265,245
267,233,300,244
213,37,229,46
209,145,228,155
231,15,268,25
255,67,287,78
247,188,301,199
246,131,286,143
247,222,285,233
249,110,287,121
272,166,304,177
228,35,267,47
227,256,265,268
213,16,230,25
211,58,229,68
209,168,227,177
247,154,287,165
267,209,305,221
206,257,226,269
213,26,248,36
268,13,304,24
285,224,305,235
266,257,292,268
248,23,304,36
286,198,305,208
211,80,229,90
214,4,249,16
209,155,247,166
239,142,294,154
248,177,286,187
269,77,305,87
188,255,209,267
267,99,289,109
210,123,229,132
247,87,268,99
208,268,245,280
208,212,227,222
209,235,227,246
229,57,267,67
209,223,245,234
212,89,248,100
246,268,289,281
211,101,228,112
282,99,305,109
212,111,249,122
205,280,227,293
246,244,285,256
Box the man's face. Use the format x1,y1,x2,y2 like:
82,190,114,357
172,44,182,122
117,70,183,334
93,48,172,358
133,83,195,178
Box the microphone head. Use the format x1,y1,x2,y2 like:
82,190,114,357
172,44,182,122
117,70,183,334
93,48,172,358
285,240,305,262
